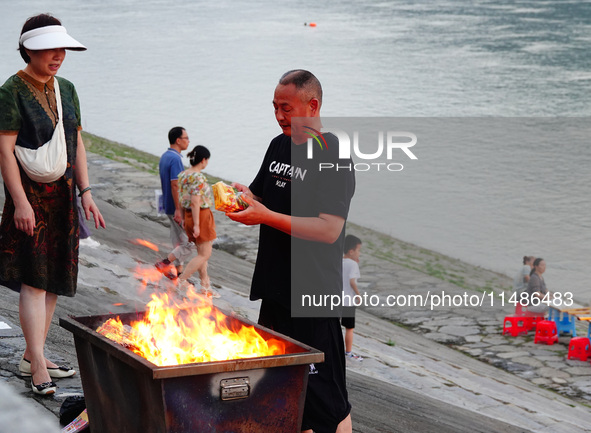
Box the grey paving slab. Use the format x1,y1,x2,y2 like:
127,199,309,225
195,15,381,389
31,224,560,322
0,379,60,433
0,314,22,338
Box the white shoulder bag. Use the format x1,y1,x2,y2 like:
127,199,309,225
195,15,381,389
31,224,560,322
14,78,68,183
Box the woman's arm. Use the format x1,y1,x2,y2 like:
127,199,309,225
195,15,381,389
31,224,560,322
190,194,201,238
0,134,35,236
75,131,106,229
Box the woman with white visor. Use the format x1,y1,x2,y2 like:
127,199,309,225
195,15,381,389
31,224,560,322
0,14,105,395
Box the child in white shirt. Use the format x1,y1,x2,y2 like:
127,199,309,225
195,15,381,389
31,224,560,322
342,235,363,361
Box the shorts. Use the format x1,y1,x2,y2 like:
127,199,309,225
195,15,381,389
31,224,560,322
258,299,351,433
341,307,356,329
184,208,216,244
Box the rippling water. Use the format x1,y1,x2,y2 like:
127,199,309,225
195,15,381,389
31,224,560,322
1,0,590,300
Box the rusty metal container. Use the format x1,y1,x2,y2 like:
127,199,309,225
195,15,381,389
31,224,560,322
60,308,324,433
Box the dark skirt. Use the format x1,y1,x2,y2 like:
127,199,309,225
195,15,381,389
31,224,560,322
0,173,79,296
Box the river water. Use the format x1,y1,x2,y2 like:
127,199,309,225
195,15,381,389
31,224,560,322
1,0,590,301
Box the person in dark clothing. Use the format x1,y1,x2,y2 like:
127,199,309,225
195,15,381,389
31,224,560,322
228,70,355,433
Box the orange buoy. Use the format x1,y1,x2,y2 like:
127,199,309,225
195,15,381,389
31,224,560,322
309,22,317,27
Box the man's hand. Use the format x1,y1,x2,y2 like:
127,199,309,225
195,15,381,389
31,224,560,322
231,182,253,198
226,195,270,226
173,208,183,224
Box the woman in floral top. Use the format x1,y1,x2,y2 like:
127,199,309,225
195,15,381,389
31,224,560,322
176,145,219,297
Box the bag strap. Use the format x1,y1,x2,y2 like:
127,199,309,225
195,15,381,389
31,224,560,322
54,77,63,126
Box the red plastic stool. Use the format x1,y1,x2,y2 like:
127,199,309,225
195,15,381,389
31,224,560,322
514,302,529,316
534,320,559,345
523,316,544,332
568,337,591,361
502,316,528,337
515,302,542,318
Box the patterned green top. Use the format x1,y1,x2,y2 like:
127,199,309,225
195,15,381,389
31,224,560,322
0,71,82,178
178,170,213,209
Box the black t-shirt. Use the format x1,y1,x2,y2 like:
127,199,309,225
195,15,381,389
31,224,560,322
249,133,355,316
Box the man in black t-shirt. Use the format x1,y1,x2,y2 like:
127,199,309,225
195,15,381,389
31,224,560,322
228,70,355,433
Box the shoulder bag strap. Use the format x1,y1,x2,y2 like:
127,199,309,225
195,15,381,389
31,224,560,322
54,77,63,126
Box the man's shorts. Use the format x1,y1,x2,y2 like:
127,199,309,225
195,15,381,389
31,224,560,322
258,299,351,433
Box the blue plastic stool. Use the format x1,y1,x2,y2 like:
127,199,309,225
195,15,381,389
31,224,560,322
552,311,577,337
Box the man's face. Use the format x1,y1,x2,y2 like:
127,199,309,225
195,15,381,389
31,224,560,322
177,129,190,151
273,84,317,139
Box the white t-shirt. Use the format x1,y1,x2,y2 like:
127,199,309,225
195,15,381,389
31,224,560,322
342,257,361,307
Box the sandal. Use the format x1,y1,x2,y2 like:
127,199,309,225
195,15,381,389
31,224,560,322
31,380,57,396
20,357,76,379
155,260,178,281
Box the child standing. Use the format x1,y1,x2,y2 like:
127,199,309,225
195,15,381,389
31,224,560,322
176,145,220,298
342,235,363,361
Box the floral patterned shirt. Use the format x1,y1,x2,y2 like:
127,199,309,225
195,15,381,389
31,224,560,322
178,170,213,209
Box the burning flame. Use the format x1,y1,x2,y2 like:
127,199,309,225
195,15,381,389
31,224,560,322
134,266,167,289
130,238,159,252
97,286,286,366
